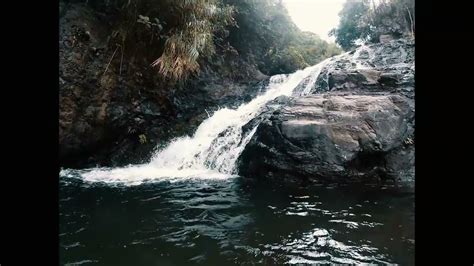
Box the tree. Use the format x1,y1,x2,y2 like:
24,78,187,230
330,0,414,51
80,0,343,79
329,0,372,51
225,0,342,74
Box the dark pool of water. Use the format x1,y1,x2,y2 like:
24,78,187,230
59,176,414,265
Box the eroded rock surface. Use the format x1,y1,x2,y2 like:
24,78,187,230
239,39,415,187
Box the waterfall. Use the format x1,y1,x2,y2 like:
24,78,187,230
61,60,330,185
300,57,332,96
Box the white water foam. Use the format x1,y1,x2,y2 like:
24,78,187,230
60,60,334,185
300,58,332,96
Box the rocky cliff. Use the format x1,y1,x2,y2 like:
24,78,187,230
59,2,269,168
59,0,341,169
238,39,415,187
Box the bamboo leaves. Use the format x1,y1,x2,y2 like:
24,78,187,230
151,0,234,80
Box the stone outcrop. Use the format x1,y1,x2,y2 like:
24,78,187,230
238,39,415,188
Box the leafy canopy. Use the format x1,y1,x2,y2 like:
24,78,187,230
330,0,414,51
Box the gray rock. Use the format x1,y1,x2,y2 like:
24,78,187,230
59,3,270,168
305,39,414,99
238,94,414,187
239,39,415,188
379,34,394,43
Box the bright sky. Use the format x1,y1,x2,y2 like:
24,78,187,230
282,0,347,43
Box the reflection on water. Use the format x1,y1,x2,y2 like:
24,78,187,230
60,176,414,265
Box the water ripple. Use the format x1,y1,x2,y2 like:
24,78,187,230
59,177,414,265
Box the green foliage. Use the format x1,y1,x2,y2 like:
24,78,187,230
265,32,342,74
330,0,415,51
225,0,342,75
329,0,372,51
78,0,234,80
293,32,342,64
365,0,415,38
151,0,235,80
78,0,343,80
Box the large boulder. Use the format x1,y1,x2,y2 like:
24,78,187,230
238,93,414,186
293,39,414,99
239,39,415,187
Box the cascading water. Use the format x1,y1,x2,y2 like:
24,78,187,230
299,57,332,96
60,38,415,265
61,62,328,185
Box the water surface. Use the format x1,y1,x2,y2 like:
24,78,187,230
60,176,414,265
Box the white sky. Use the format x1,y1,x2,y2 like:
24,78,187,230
282,0,347,43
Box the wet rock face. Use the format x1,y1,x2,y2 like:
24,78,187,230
59,4,179,168
239,39,415,187
59,3,268,168
379,34,394,43
238,94,414,184
306,39,415,99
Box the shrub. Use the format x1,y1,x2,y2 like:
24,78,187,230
151,0,235,80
